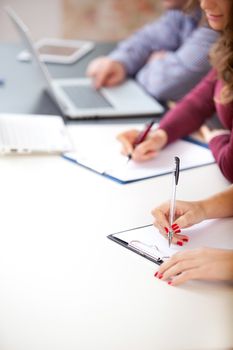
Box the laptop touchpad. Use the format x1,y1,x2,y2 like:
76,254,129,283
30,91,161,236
62,85,112,108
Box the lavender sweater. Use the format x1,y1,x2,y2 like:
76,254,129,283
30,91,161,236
110,10,218,102
159,69,233,183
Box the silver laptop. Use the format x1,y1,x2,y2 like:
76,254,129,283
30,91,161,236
5,7,164,119
0,114,73,154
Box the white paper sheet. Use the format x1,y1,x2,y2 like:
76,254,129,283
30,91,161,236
112,218,233,260
64,136,215,183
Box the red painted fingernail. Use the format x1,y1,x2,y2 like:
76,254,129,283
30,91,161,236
172,223,179,229
168,281,172,285
158,274,163,279
154,272,158,277
164,227,169,233
177,241,183,246
182,238,189,242
174,229,181,234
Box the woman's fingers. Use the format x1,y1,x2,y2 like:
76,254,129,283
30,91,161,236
168,267,202,286
161,256,199,280
117,132,158,161
158,250,198,276
170,232,189,245
117,129,167,162
132,138,159,161
152,205,190,245
117,130,139,156
161,228,189,245
154,248,220,285
152,207,169,233
152,221,189,246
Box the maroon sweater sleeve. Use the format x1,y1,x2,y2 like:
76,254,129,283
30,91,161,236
159,69,217,144
209,127,233,183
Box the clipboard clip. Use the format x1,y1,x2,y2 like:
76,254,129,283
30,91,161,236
129,240,170,264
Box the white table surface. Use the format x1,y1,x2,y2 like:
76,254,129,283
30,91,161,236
0,123,232,350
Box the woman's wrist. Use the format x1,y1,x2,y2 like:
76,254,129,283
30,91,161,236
152,128,168,149
199,188,233,219
198,199,211,220
199,197,222,220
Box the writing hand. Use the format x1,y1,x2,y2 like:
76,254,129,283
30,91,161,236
117,128,168,162
151,200,207,244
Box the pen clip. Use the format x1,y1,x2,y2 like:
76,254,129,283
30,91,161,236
174,156,180,185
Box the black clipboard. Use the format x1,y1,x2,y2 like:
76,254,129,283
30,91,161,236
107,224,167,265
108,219,233,267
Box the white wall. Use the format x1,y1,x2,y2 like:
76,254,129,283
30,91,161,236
0,0,62,41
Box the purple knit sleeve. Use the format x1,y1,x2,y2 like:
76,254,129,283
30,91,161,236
109,10,190,76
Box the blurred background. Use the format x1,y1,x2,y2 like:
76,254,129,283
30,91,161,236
0,0,162,42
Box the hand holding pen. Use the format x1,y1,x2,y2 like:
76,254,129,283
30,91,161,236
117,119,168,162
127,119,155,162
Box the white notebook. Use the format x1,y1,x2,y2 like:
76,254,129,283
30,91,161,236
63,124,215,183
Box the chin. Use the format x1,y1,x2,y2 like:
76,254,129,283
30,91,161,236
208,23,224,31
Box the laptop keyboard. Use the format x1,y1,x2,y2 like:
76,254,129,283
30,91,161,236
0,115,72,154
62,85,112,108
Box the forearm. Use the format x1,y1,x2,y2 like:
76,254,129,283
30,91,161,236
201,186,233,219
136,55,211,101
109,10,184,76
136,27,218,101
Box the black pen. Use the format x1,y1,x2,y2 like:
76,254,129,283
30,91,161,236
127,119,156,162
